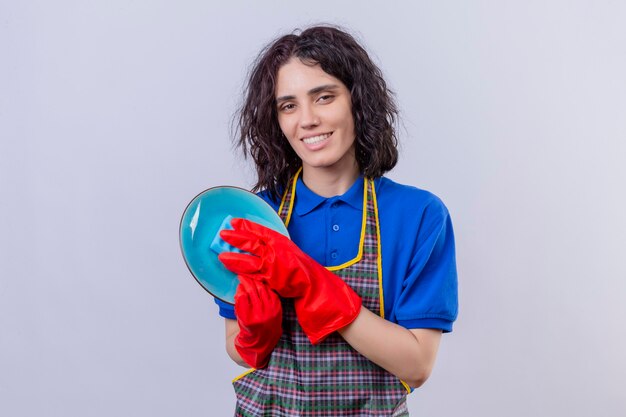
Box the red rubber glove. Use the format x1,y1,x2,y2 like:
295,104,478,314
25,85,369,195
233,275,283,369
219,218,362,345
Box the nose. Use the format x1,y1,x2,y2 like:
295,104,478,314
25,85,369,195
299,103,320,129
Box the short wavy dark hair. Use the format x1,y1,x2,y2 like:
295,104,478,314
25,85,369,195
235,25,399,200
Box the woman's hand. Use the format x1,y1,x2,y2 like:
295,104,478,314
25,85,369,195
219,218,362,345
231,275,283,369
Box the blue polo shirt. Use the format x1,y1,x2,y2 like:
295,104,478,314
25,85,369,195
214,176,458,332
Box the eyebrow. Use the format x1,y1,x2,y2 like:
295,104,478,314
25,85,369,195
276,84,340,103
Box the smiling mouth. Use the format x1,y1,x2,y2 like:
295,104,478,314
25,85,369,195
302,132,332,145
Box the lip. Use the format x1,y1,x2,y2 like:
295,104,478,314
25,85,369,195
300,132,333,151
300,131,333,141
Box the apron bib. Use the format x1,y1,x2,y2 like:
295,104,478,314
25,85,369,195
232,172,410,416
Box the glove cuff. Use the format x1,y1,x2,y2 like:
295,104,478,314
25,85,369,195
234,336,272,369
295,289,362,345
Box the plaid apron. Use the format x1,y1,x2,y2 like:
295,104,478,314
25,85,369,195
233,173,410,416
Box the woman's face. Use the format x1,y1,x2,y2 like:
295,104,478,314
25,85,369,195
275,58,357,178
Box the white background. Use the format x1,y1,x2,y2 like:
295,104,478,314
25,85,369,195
2,1,625,416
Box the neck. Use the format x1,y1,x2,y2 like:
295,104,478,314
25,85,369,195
301,163,360,198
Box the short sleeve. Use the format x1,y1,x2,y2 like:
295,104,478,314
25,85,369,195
214,297,236,320
394,198,458,332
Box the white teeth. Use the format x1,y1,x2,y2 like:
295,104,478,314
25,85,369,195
302,133,331,144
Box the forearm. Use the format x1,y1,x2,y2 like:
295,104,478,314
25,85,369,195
338,307,442,388
224,318,250,368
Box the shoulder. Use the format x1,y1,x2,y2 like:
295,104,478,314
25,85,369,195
373,177,450,222
256,188,283,212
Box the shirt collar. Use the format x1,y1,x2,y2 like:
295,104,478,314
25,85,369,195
294,175,365,216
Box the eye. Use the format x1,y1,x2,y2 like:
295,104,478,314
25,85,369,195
317,94,334,103
279,103,296,112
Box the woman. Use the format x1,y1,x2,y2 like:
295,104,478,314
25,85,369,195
214,26,458,416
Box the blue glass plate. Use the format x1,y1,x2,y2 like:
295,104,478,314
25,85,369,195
179,186,289,304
